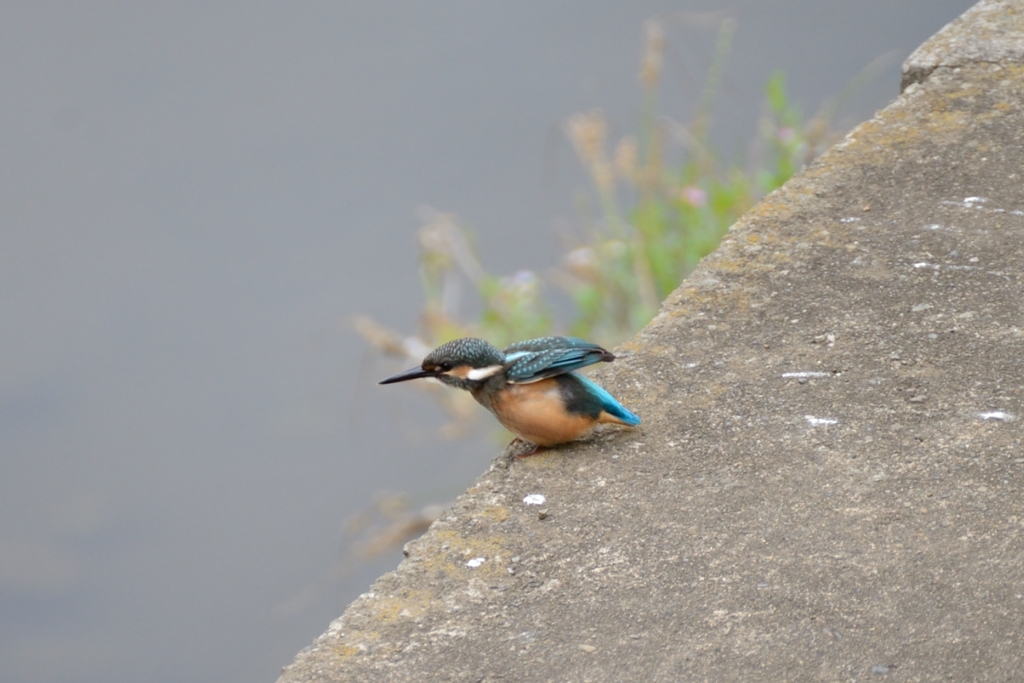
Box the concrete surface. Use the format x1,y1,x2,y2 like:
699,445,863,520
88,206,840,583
903,0,1024,88
278,2,1024,680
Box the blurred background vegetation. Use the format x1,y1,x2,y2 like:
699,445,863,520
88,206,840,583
357,18,858,438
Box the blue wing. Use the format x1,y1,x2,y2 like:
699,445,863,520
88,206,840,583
502,336,615,383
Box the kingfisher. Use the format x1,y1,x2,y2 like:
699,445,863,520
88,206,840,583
379,336,640,452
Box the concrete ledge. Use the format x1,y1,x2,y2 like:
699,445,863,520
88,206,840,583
903,0,1024,89
279,2,1024,680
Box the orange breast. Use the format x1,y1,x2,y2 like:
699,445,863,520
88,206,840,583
487,379,597,447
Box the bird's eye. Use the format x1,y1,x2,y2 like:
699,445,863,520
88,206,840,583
437,363,452,372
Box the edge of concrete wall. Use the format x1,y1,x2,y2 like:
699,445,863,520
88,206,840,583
902,0,1024,89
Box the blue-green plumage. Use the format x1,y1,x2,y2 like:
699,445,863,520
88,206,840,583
502,336,615,383
380,336,640,449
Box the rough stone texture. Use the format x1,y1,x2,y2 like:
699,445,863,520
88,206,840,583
280,3,1024,681
903,0,1024,89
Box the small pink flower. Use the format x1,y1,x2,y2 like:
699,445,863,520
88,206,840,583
778,127,795,143
680,185,707,208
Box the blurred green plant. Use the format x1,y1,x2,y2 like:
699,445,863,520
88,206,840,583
358,18,848,435
560,19,838,341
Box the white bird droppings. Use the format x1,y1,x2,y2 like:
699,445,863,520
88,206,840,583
466,557,486,568
523,494,546,506
978,411,1014,422
805,416,838,426
782,371,831,379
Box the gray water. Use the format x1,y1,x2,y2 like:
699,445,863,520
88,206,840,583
0,2,972,681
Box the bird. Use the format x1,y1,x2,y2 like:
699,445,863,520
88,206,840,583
379,336,640,452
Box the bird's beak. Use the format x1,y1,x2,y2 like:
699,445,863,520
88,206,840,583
378,366,438,385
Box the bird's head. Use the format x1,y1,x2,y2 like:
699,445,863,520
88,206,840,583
379,338,506,391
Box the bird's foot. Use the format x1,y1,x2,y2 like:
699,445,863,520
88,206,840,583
507,438,545,458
